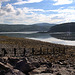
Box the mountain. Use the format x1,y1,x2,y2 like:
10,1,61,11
0,23,55,32
33,23,55,26
48,22,75,32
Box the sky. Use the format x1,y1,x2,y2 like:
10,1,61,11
0,0,75,25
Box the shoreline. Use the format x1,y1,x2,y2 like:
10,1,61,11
0,35,74,46
0,36,75,57
0,36,75,75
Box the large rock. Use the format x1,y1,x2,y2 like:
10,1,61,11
0,62,10,75
29,65,48,75
40,62,52,68
6,69,26,75
15,58,36,74
31,62,40,68
8,58,19,67
0,62,26,75
0,62,10,71
56,60,68,66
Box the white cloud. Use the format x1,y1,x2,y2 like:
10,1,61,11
57,7,75,23
0,0,10,8
17,0,23,2
3,4,16,13
53,0,73,5
0,0,10,2
22,7,45,13
13,0,43,5
0,2,1,8
0,3,75,24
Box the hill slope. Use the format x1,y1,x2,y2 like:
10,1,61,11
0,23,54,32
48,22,75,32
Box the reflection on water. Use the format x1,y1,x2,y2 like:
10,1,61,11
50,32,75,41
0,32,75,46
0,31,39,34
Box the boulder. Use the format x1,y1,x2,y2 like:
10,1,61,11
40,62,52,68
29,65,48,75
0,62,10,75
56,73,61,75
15,58,36,74
0,62,10,70
41,68,54,73
8,58,19,67
0,58,3,62
31,62,40,68
56,60,67,66
0,62,26,75
6,69,26,75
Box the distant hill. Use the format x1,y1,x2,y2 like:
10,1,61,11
48,22,75,32
0,23,55,32
33,23,54,26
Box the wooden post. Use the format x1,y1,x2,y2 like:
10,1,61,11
14,48,16,56
2,48,7,56
53,48,55,54
32,48,35,55
23,48,26,56
47,48,49,54
40,47,42,54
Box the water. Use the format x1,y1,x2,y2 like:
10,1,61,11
0,31,75,46
0,31,39,34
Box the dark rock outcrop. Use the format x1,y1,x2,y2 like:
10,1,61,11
0,62,10,71
0,62,26,75
15,58,36,74
8,58,19,67
6,69,26,75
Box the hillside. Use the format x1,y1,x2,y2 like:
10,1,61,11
48,22,75,32
0,23,54,32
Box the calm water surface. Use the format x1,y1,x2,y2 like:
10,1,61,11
0,32,75,46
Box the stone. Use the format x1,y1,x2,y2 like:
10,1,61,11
56,73,61,75
8,58,19,67
40,62,52,68
56,60,67,66
47,62,52,68
29,65,48,75
41,69,53,73
0,62,10,70
0,61,26,75
31,62,40,68
0,62,10,75
15,58,36,74
6,69,26,75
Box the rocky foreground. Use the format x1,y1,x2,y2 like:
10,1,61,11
0,56,75,75
0,36,75,75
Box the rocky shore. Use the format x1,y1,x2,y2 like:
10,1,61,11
0,56,75,75
0,36,75,75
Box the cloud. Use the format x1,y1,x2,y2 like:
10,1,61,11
0,0,10,8
2,4,16,13
0,0,10,2
13,0,43,5
56,7,75,22
0,3,75,24
0,3,1,8
17,0,23,2
53,0,73,5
